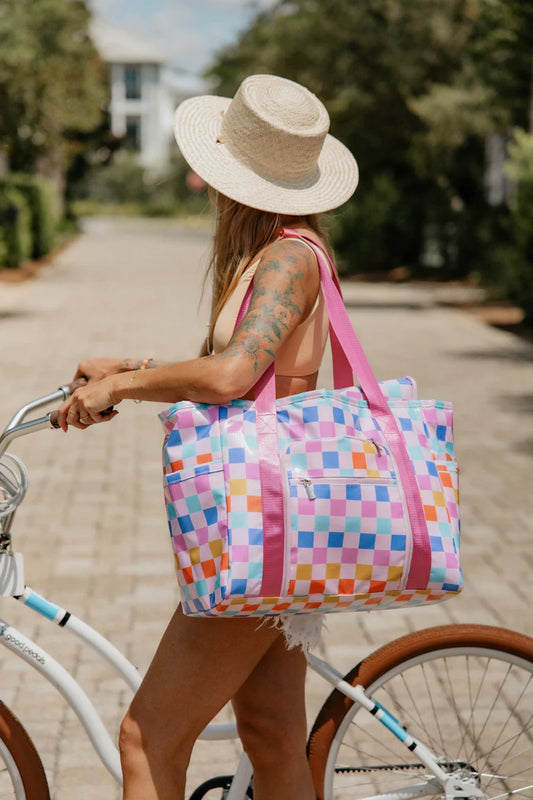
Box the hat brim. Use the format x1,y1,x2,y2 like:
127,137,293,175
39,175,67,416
174,95,359,215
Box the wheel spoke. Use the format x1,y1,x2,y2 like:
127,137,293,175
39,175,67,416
485,675,533,791
419,659,447,757
308,626,533,800
466,660,511,774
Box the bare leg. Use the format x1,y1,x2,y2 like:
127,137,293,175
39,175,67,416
119,606,282,800
232,635,315,800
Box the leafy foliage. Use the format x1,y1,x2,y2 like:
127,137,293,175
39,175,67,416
0,185,31,268
207,0,533,283
0,0,107,175
496,128,533,321
2,174,59,258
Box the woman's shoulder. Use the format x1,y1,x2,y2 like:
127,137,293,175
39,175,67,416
256,229,325,275
254,238,316,286
252,230,323,316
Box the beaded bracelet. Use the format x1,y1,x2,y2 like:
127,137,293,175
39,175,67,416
131,358,153,403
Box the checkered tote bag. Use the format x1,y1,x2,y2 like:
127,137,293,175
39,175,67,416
160,230,462,618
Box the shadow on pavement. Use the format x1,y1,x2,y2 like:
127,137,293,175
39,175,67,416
453,347,533,363
0,310,32,321
498,394,533,413
498,395,533,455
490,320,533,346
514,439,533,456
343,300,425,312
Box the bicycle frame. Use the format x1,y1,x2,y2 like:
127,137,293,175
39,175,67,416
0,587,248,788
0,590,469,799
0,391,483,800
0,584,483,800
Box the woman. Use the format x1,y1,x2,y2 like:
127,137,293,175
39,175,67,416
58,74,358,800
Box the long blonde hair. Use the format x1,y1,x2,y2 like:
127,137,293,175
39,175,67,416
204,192,330,353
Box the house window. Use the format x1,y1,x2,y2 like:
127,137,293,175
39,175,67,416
125,115,142,151
124,64,141,100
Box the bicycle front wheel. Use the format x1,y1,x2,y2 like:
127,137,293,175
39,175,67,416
0,700,49,799
307,624,533,800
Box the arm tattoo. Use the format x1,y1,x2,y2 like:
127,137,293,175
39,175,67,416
218,240,315,373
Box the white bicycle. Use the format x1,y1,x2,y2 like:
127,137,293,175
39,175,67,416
0,384,531,799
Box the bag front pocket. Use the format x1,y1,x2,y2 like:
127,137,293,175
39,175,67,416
419,458,462,591
281,437,410,599
163,462,228,609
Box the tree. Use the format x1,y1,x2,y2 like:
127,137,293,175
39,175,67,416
0,0,107,189
495,127,533,321
207,0,533,279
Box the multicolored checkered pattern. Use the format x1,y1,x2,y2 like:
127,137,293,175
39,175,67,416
160,377,462,617
163,463,228,607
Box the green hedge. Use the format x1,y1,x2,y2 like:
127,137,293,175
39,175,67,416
500,129,533,322
500,178,533,322
0,174,58,259
0,186,32,268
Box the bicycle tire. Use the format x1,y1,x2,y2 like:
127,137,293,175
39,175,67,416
0,700,50,799
307,624,533,800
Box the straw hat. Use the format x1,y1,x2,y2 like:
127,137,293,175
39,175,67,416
174,74,358,215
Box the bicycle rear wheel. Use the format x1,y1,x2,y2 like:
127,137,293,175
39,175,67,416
0,700,49,799
307,624,533,800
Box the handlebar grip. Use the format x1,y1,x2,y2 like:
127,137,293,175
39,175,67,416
50,410,61,429
52,378,117,429
65,377,88,394
49,406,115,429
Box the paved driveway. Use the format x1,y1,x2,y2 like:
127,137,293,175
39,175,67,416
0,217,531,798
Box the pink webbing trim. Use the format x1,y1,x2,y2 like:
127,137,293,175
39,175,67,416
235,285,283,596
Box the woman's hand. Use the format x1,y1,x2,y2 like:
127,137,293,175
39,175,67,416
74,357,128,383
57,376,120,431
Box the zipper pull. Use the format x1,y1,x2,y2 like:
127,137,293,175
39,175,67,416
370,438,387,455
301,478,316,500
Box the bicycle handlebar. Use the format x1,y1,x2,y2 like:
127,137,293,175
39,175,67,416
4,378,89,434
48,378,91,429
0,378,90,456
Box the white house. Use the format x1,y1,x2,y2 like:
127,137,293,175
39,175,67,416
90,19,207,171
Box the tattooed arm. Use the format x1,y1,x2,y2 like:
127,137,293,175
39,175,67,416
73,357,170,383
57,239,319,429
214,238,318,377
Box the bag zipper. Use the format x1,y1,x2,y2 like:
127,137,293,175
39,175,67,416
292,474,395,501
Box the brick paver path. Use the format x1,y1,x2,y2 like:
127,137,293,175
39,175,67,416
0,217,531,798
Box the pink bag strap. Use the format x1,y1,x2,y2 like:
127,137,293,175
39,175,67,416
234,295,284,595
234,229,431,594
234,234,353,392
